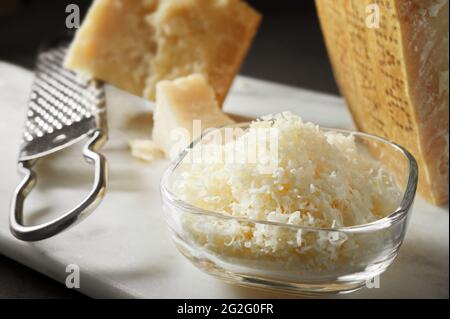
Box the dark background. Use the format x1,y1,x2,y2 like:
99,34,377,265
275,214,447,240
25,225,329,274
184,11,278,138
0,0,338,298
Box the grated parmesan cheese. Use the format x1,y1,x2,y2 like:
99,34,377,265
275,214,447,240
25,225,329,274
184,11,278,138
173,112,403,272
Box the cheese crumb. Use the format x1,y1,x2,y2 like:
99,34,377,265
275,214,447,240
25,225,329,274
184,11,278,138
129,139,164,162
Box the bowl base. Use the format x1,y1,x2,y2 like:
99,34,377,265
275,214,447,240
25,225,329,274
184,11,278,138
176,243,367,296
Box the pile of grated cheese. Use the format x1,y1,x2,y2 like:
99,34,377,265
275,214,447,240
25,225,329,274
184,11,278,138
173,112,402,272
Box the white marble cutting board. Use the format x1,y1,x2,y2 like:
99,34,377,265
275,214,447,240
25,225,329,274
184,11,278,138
0,62,448,299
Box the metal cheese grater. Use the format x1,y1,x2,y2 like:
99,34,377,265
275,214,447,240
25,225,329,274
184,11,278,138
10,37,108,241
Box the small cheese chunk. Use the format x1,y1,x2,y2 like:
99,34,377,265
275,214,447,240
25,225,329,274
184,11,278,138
129,139,164,162
316,0,449,204
152,74,235,159
64,0,261,105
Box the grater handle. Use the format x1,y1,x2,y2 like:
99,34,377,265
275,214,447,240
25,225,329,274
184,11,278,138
10,129,108,241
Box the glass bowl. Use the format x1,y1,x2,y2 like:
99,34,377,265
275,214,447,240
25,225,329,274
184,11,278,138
160,123,418,295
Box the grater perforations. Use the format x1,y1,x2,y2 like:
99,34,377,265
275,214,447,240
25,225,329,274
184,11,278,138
22,46,102,144
19,43,106,160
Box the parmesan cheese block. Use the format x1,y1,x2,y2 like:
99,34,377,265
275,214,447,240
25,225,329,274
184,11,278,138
64,0,261,105
315,0,449,205
152,74,235,159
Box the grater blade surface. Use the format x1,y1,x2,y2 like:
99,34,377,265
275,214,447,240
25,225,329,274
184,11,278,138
19,42,106,161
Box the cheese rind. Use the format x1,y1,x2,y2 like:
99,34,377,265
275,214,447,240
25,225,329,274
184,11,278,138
152,74,235,159
315,0,449,205
64,0,261,105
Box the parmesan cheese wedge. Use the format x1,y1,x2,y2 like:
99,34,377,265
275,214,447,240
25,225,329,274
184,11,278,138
316,0,449,205
152,74,235,159
64,0,261,105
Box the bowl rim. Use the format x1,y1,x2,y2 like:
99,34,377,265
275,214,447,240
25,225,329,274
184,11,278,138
160,122,418,234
